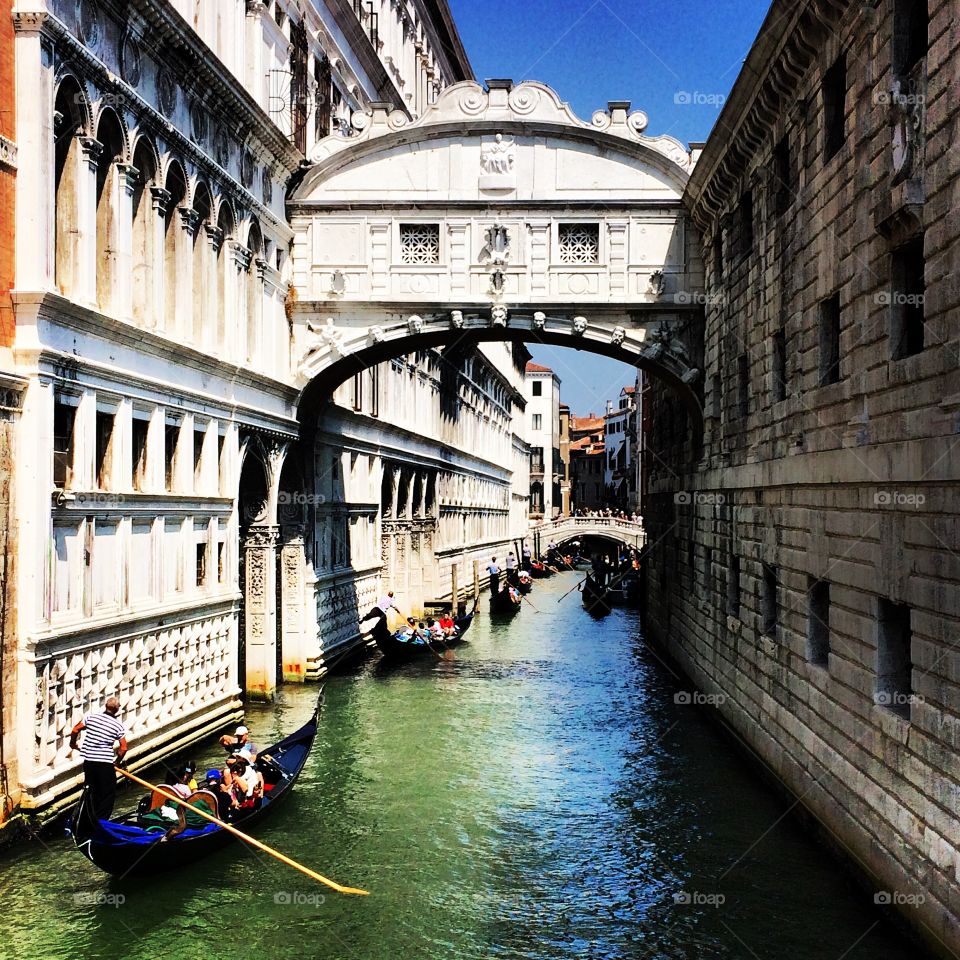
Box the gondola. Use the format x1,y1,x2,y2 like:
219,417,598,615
370,607,476,661
489,585,522,616
581,574,612,616
68,694,322,876
529,561,552,579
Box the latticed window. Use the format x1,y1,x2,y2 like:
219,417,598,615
558,223,600,264
399,224,441,264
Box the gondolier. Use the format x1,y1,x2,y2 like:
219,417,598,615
362,590,405,631
521,542,532,567
69,697,127,823
486,557,501,595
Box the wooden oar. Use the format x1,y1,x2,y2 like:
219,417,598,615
520,592,541,613
115,767,369,896
557,577,587,603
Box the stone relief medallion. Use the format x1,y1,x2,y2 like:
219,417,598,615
120,31,142,86
190,103,207,144
572,316,587,336
240,148,255,188
533,311,546,330
262,166,273,204
157,68,177,115
508,86,540,115
457,88,488,116
76,0,100,49
213,126,229,167
450,310,464,329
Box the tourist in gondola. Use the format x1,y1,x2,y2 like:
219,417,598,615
203,769,236,820
219,724,251,755
69,696,128,824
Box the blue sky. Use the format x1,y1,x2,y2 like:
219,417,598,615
448,0,771,414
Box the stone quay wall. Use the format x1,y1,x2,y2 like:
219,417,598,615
643,0,960,955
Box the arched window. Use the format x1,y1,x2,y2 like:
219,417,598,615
162,161,187,335
130,138,157,328
216,201,235,350
246,220,263,364
53,78,87,296
192,182,213,345
94,109,125,314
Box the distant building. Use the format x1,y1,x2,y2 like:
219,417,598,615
558,403,572,517
524,361,561,520
568,413,606,511
604,387,637,509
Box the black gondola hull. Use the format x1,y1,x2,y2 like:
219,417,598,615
69,699,320,876
581,574,613,616
372,613,474,661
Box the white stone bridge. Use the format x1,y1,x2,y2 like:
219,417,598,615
528,516,647,551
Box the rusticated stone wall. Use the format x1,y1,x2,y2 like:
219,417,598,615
644,0,960,956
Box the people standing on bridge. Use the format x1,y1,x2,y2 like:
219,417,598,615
70,696,128,823
486,557,502,595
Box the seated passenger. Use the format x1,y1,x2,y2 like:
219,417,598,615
203,768,236,820
219,724,250,754
438,613,455,636
168,765,196,799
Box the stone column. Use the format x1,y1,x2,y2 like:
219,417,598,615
149,187,170,331
279,527,309,681
77,137,103,306
230,241,252,363
204,224,224,352
243,524,279,699
177,206,200,343
114,163,139,320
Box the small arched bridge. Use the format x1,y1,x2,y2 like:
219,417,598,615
528,517,647,551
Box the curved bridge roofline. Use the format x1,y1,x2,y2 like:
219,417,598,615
292,80,696,201
529,517,647,549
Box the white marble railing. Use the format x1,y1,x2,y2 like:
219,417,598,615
527,516,646,546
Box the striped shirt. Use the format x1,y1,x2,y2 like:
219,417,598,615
79,712,126,764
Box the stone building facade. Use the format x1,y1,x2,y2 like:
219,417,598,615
644,0,960,952
523,360,561,521
7,0,470,815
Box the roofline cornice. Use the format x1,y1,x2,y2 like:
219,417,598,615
683,0,851,231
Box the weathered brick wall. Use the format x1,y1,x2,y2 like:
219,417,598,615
645,1,960,954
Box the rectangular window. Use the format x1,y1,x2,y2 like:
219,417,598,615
713,232,723,281
399,223,440,264
532,414,542,431
893,0,928,76
774,135,794,216
196,540,207,588
193,426,206,489
532,381,542,397
558,223,600,264
53,397,77,489
819,293,841,385
823,53,847,161
890,238,925,359
762,563,778,637
704,546,713,589
737,352,749,418
217,540,226,584
370,365,380,418
352,372,362,411
217,430,227,496
772,326,787,402
530,446,544,473
727,554,741,617
164,418,181,492
737,190,754,257
807,578,830,666
876,598,912,719
132,412,149,492
95,409,116,491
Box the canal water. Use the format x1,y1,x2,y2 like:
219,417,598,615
0,572,926,960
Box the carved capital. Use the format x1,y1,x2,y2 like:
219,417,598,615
178,206,202,235
150,186,171,215
117,162,140,195
230,240,253,271
254,256,269,279
205,223,225,252
79,136,103,166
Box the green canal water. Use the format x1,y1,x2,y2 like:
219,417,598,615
0,572,927,959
